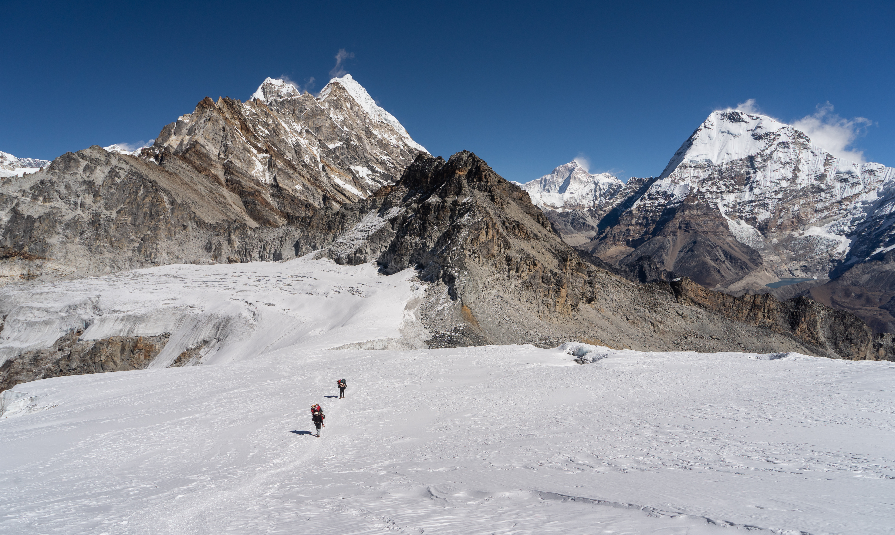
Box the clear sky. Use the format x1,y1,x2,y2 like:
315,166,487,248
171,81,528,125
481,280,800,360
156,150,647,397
2,0,893,182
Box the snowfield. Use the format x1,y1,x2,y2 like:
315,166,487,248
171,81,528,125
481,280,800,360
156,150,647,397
1,260,895,534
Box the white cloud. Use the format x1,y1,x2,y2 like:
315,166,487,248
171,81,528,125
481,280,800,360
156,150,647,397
792,103,872,163
572,154,590,172
280,74,315,94
329,49,355,78
735,99,761,114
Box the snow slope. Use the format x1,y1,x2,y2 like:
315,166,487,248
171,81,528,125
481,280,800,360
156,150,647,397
0,257,425,366
2,262,894,534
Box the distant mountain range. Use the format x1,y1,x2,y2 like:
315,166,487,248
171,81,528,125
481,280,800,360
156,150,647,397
0,151,50,178
2,76,895,395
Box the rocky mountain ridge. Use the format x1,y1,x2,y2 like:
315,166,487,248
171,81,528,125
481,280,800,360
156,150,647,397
314,150,893,359
0,75,426,283
2,149,893,394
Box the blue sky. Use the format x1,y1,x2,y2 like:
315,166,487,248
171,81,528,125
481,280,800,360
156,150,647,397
2,0,893,182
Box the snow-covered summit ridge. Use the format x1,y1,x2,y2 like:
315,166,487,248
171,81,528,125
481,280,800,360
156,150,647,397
250,77,302,103
0,150,50,178
522,160,623,211
319,74,426,153
103,141,154,156
663,110,789,172
249,74,426,154
659,109,881,179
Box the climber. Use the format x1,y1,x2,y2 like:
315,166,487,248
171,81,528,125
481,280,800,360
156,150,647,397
311,403,325,437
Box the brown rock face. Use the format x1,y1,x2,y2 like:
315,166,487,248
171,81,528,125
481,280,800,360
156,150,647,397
588,194,764,288
810,253,895,334
0,331,170,393
670,277,890,361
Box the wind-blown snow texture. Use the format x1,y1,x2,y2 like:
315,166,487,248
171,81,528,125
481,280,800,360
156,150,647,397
0,257,424,367
0,151,49,178
1,259,894,534
521,161,623,212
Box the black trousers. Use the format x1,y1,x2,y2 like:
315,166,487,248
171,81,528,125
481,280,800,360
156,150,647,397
339,387,345,398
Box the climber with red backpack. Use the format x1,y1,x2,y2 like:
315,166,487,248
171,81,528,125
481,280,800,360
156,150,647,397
337,378,347,399
311,403,325,437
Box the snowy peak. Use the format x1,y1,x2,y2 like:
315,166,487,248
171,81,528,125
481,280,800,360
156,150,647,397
319,74,426,153
0,150,50,178
522,161,623,212
250,77,302,103
659,110,798,177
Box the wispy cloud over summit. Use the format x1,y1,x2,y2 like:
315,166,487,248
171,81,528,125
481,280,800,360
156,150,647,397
722,99,873,164
793,103,872,164
329,49,355,78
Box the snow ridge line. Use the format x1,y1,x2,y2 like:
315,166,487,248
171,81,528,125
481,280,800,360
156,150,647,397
535,491,806,534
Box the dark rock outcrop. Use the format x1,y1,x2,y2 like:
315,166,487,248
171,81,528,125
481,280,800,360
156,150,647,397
671,277,892,361
0,331,170,393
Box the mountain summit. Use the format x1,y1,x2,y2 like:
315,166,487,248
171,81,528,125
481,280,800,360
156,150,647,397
578,109,895,330
521,161,623,212
0,151,49,178
0,75,426,282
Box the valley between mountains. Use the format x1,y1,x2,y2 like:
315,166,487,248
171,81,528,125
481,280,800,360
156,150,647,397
1,75,894,534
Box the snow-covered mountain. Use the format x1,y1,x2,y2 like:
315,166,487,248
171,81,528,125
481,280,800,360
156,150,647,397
151,73,427,206
578,109,895,330
0,74,427,282
521,161,623,212
644,109,895,274
586,111,891,276
0,151,50,178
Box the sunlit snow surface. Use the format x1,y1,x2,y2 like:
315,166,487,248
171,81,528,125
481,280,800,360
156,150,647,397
1,260,895,534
